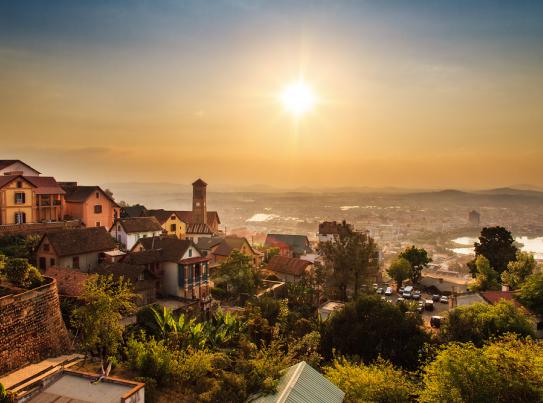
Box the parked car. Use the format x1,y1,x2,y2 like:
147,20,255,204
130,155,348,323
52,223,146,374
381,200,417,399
430,316,444,328
396,298,406,305
385,287,393,296
417,302,424,314
399,286,405,294
376,288,383,294
440,296,449,304
425,300,434,311
432,294,440,302
403,286,414,299
413,291,421,300
373,283,378,290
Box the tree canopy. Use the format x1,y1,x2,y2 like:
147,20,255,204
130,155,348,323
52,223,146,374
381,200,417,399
211,249,263,296
501,250,538,289
468,255,501,292
515,272,543,314
386,257,412,290
469,226,517,278
398,245,432,284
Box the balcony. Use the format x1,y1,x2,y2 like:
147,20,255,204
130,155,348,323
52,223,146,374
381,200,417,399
53,200,62,206
195,276,200,284
40,201,51,207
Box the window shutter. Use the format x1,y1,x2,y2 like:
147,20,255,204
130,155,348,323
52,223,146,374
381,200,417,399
22,193,25,203
22,212,26,223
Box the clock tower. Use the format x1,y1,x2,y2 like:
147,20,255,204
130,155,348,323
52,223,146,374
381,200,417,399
192,179,207,225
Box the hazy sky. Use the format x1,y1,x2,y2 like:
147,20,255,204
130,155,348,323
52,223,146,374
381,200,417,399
1,1,542,189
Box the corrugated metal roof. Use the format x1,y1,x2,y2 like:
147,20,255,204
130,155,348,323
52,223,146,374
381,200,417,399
250,361,344,403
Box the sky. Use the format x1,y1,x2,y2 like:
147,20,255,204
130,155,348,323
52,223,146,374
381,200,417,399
1,1,542,190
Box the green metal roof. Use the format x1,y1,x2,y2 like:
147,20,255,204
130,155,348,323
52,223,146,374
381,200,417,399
249,361,345,403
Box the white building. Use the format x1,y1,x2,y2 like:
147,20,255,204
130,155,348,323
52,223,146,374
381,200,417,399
109,217,164,250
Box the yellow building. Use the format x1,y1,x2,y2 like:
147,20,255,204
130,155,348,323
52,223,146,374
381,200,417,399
143,209,186,239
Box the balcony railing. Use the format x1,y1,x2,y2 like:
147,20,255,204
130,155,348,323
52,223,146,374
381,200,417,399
53,200,62,206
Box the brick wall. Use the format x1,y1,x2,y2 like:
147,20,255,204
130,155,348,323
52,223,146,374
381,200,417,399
0,277,71,375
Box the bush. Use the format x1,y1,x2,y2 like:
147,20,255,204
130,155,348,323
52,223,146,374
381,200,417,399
27,265,44,289
265,273,281,281
210,287,226,300
0,382,17,403
5,258,30,286
134,377,156,403
136,303,162,336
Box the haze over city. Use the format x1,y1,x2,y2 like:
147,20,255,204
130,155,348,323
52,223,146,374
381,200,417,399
1,1,543,189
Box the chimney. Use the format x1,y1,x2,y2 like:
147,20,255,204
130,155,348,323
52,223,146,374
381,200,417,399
502,284,510,292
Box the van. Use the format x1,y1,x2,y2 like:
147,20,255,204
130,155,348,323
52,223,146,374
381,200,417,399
425,300,434,311
403,286,414,299
430,316,443,328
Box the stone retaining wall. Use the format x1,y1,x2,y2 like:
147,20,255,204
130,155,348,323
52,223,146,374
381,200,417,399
0,277,71,375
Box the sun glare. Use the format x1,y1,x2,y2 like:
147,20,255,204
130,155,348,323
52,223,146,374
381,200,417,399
281,82,315,115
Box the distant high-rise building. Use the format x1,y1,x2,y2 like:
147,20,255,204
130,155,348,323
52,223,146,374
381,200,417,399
469,210,480,226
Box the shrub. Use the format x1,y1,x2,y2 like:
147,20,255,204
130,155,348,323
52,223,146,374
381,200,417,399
210,287,226,300
0,382,17,403
27,265,44,289
5,258,30,286
134,377,156,403
265,273,281,281
136,303,162,336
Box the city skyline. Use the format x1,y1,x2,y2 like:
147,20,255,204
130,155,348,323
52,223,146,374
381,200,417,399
1,1,542,189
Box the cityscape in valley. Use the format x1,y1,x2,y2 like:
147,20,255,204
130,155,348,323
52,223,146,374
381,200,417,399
2,1,543,402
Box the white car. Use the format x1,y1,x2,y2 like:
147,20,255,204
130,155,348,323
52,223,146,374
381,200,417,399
384,287,393,296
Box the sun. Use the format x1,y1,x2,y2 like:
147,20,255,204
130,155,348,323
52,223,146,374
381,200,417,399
280,82,315,115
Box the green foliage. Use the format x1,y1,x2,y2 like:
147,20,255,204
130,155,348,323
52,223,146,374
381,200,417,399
19,235,40,258
5,258,31,286
210,286,227,300
242,297,287,345
386,258,412,290
398,245,432,284
501,250,538,289
71,274,136,360
469,226,518,278
133,377,156,403
286,282,314,306
320,294,429,370
265,273,280,281
27,265,44,289
0,382,17,403
211,249,263,296
0,254,7,276
419,335,543,403
136,303,162,336
468,255,501,292
59,298,77,317
438,300,535,347
324,357,415,403
515,272,543,314
267,247,280,262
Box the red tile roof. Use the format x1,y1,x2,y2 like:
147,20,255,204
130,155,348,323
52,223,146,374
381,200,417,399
0,175,36,189
93,261,156,283
133,236,193,262
25,176,66,195
266,255,311,277
179,256,211,265
40,227,117,257
480,291,526,310
192,179,208,186
61,185,119,207
143,210,181,225
175,211,221,225
213,237,254,257
186,223,217,235
45,266,92,297
112,217,164,234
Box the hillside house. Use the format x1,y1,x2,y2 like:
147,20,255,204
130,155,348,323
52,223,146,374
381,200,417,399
265,255,312,284
264,234,312,258
142,209,186,240
109,216,164,250
0,160,41,177
60,184,119,230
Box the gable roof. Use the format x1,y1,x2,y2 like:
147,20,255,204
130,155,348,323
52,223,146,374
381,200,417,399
264,234,310,254
213,237,254,257
61,185,119,206
93,261,156,283
44,267,91,297
266,255,311,277
480,291,526,310
111,217,164,234
120,206,147,218
175,211,221,225
143,209,183,225
0,160,41,174
132,236,195,262
186,223,217,235
122,249,166,265
197,237,225,250
40,227,117,257
0,175,36,189
251,361,345,403
25,176,66,195
192,178,208,186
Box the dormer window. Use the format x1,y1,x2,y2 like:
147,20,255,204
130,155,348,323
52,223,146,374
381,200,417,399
188,249,192,257
139,273,145,281
95,192,100,198
17,181,22,188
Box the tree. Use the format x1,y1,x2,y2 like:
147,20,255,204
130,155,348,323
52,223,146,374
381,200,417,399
320,294,429,370
501,251,538,289
5,258,30,286
468,255,501,292
386,258,412,291
104,188,115,200
211,249,263,296
468,226,517,278
515,272,543,314
266,247,280,262
71,274,136,361
419,335,543,403
438,300,535,347
398,245,432,284
318,221,379,301
324,357,415,403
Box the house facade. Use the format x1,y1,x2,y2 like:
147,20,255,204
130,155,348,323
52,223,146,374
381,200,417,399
142,210,186,239
36,227,117,272
211,236,263,266
60,184,119,230
131,236,211,300
0,160,41,177
265,255,312,283
109,216,164,250
264,234,312,258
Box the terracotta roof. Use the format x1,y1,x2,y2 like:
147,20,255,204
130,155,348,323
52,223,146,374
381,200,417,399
122,250,166,265
93,261,156,283
144,210,182,225
121,206,147,218
266,255,311,276
112,217,164,234
61,185,119,207
264,234,310,254
186,223,217,235
25,176,66,195
192,179,208,186
40,227,117,257
0,160,41,174
213,237,254,257
196,237,224,250
44,267,91,297
133,236,193,262
179,256,211,265
480,291,533,312
175,211,221,225
0,175,35,189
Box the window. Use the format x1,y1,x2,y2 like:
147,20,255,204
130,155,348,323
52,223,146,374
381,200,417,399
94,205,102,214
170,224,176,232
117,225,121,231
95,192,100,198
72,256,79,268
139,247,143,251
15,212,26,224
142,234,147,238
17,181,22,188
171,216,176,220
95,222,101,227
195,265,200,276
118,235,121,241
50,258,55,266
188,249,192,257
139,273,145,281
15,193,25,204
44,244,50,252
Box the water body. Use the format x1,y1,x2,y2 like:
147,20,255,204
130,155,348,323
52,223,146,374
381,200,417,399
247,213,277,222
340,206,359,211
451,236,543,256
